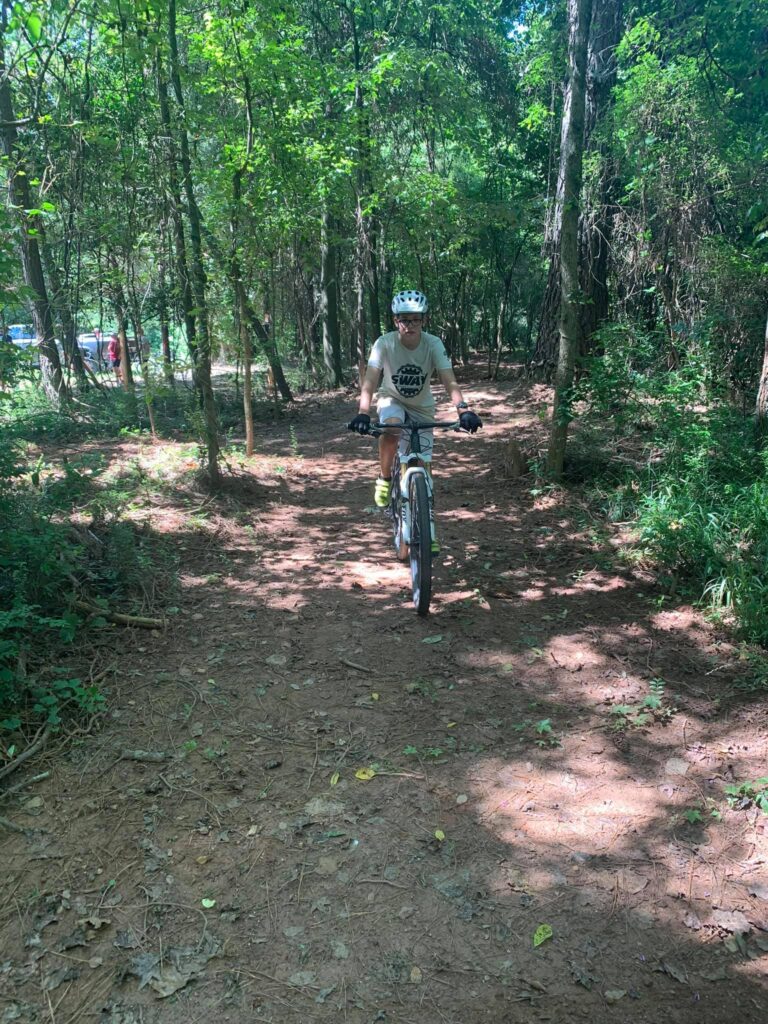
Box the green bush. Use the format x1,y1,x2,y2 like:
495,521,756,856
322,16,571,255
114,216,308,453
577,324,768,644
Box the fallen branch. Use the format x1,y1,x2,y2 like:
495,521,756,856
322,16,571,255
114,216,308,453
0,771,50,802
75,601,163,629
0,725,52,782
119,750,168,763
0,815,27,834
355,877,410,890
340,658,374,674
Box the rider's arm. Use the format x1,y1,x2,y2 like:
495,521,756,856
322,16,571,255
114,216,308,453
437,367,471,411
358,364,382,415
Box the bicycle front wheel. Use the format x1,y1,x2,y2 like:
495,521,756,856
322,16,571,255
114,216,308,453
409,473,432,616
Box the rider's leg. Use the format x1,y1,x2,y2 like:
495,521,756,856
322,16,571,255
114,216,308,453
373,402,405,507
378,424,399,479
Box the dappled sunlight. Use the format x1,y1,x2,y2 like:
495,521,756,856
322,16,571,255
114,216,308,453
7,383,767,1022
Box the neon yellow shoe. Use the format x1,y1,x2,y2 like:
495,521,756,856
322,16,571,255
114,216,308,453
374,477,391,508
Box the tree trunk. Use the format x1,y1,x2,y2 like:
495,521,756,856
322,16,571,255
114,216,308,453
41,242,87,387
578,0,623,345
238,289,256,457
547,0,593,479
129,311,158,438
535,0,619,376
230,166,256,455
168,0,220,485
0,24,65,404
156,245,174,384
355,258,366,381
156,51,196,363
320,206,343,386
756,310,768,428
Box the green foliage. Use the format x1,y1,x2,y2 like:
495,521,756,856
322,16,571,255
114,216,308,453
609,678,675,732
578,323,768,645
682,801,722,826
0,398,177,733
725,779,768,815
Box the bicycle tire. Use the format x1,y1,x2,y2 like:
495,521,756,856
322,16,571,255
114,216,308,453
390,455,408,561
409,473,432,616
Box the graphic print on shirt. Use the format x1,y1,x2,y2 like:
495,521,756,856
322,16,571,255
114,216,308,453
391,363,427,398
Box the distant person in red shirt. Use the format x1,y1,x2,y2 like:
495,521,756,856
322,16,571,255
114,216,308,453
107,333,121,382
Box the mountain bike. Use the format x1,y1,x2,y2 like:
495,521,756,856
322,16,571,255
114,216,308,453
366,418,461,617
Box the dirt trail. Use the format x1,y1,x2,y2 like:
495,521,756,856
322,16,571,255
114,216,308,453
2,379,767,1024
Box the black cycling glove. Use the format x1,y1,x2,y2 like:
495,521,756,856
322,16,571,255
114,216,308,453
459,410,482,433
348,412,371,435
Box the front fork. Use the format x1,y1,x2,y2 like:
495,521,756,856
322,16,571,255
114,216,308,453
398,465,435,546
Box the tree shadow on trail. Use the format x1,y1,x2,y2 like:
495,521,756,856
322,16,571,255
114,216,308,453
3,383,767,1024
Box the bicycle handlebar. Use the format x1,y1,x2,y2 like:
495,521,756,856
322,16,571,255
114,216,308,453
367,419,461,436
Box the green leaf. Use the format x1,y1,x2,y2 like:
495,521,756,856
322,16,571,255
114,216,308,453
26,13,42,42
422,635,443,644
201,897,216,909
533,924,553,947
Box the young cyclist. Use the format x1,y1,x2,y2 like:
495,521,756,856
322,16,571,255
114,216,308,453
347,289,481,553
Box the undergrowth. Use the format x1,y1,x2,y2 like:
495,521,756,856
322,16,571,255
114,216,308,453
575,323,768,645
0,408,178,745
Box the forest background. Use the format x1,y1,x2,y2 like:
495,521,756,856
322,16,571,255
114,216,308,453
1,0,768,735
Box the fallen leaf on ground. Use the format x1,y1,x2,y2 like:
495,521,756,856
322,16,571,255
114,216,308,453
569,962,597,989
42,966,80,991
657,960,687,983
288,970,316,987
710,909,751,933
664,757,689,776
422,635,443,644
533,924,553,947
304,796,345,820
78,915,111,930
355,766,376,780
315,856,339,877
604,989,626,1004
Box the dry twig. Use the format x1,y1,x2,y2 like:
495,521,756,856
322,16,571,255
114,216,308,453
75,600,163,629
0,770,50,802
0,725,52,781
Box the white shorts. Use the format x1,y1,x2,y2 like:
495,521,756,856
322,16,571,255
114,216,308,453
376,398,434,462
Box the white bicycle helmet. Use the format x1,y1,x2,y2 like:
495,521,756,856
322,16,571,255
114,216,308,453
391,290,428,314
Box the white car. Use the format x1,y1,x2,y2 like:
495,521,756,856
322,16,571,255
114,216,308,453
78,332,149,369
77,332,109,369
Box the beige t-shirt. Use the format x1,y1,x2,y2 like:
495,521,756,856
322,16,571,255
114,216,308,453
368,331,452,415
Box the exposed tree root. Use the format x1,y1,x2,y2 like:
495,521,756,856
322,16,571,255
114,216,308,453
0,771,50,802
0,725,52,782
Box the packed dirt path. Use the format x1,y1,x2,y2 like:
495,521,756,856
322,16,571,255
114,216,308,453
2,378,767,1024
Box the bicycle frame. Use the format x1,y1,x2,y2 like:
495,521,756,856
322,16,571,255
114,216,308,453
369,418,459,548
358,417,462,615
